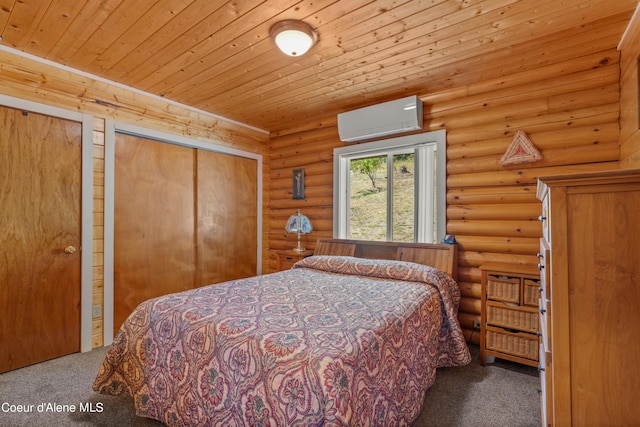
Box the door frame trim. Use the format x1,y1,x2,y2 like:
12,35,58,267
103,120,263,345
0,94,94,353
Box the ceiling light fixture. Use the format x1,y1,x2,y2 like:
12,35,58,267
270,20,317,57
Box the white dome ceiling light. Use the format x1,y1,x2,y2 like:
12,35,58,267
270,20,318,57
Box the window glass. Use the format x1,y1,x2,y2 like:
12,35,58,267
391,152,415,242
349,155,387,240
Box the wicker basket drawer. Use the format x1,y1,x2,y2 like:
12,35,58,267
486,325,539,361
486,301,539,333
523,279,541,307
487,275,520,303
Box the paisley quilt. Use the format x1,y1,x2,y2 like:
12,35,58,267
93,256,470,426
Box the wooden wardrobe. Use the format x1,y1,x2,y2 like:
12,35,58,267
536,169,640,426
113,133,257,332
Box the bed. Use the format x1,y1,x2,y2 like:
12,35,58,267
93,239,471,426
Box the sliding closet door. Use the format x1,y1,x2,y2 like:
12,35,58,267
113,132,259,333
114,133,195,331
196,150,257,285
0,107,81,373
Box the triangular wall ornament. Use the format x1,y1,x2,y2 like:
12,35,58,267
499,129,543,166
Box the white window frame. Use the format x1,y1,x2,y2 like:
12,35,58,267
333,129,446,243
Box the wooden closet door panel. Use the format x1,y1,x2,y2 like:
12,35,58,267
114,133,195,332
196,150,257,286
0,107,81,373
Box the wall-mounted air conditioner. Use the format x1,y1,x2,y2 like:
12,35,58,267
337,95,423,142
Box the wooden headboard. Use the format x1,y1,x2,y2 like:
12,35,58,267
314,238,458,280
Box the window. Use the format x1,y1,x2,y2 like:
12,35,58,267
333,130,446,243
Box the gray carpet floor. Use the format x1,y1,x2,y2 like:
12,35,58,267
0,344,540,426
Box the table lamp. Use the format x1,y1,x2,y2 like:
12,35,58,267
285,209,312,252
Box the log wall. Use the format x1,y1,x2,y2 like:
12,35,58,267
0,49,270,349
268,17,626,344
620,5,640,168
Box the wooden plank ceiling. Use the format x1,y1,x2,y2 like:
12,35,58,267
0,0,637,134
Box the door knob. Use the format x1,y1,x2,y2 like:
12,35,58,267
64,245,77,254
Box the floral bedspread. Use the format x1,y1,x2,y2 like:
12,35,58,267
93,256,470,426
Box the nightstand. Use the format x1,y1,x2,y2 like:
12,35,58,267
275,250,313,271
479,262,541,367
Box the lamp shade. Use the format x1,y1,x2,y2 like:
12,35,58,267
285,210,312,234
271,20,317,56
